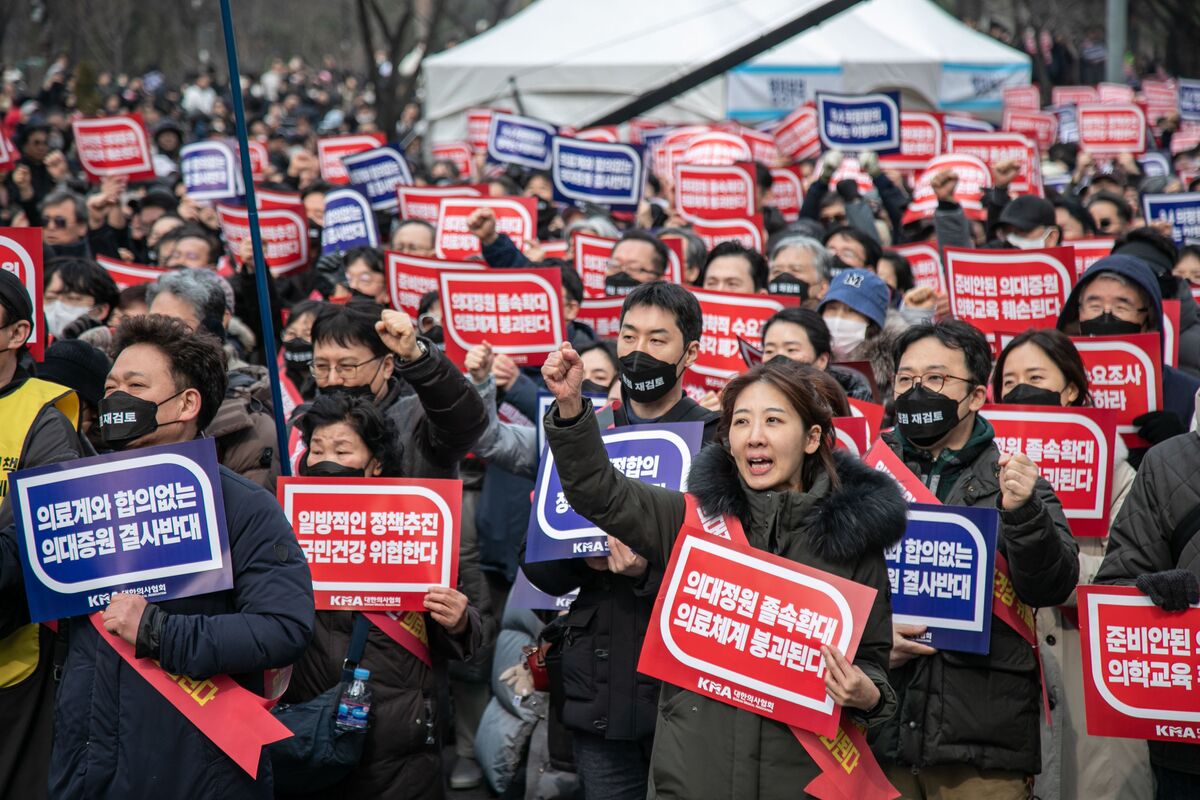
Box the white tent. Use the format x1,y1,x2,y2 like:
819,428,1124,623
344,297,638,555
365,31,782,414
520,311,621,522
422,0,1031,141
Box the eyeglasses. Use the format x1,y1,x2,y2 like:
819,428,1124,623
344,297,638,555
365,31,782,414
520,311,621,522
345,270,384,290
609,261,663,280
820,214,847,226
1095,218,1115,231
1080,298,1147,319
309,354,383,379
894,373,973,394
44,215,71,229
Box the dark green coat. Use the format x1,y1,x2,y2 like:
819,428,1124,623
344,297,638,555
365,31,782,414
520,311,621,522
545,402,907,800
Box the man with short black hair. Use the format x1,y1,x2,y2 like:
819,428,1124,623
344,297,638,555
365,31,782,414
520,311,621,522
700,241,769,294
42,257,119,340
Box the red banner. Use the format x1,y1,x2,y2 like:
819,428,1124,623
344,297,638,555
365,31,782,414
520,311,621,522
946,131,1042,197
981,405,1118,537
575,296,625,340
278,477,462,611
215,204,309,277
638,531,877,738
1070,237,1115,279
72,115,156,183
430,142,474,181
1077,105,1147,154
692,216,765,254
1003,85,1041,111
95,254,167,290
396,185,484,225
769,167,803,223
774,106,821,161
1051,86,1100,107
317,133,386,184
943,246,1075,335
1079,585,1200,744
832,416,869,457
687,289,787,394
1002,109,1059,152
675,162,758,220
683,131,753,166
435,197,537,261
1071,334,1162,445
0,228,43,360
573,233,616,298
891,242,945,294
439,268,565,367
902,154,992,225
385,252,484,320
880,112,943,171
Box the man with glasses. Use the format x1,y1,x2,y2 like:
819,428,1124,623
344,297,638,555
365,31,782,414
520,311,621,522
872,319,1077,800
390,218,437,257
305,302,487,479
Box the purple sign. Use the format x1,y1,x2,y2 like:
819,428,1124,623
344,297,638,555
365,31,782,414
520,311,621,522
506,568,578,611
342,145,413,211
321,188,379,255
12,438,232,622
179,140,241,201
524,422,702,562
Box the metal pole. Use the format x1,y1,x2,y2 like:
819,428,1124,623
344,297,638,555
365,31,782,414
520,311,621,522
218,0,292,476
1105,0,1127,84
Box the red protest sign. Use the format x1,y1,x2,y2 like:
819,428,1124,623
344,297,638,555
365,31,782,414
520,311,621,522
1003,85,1041,111
946,131,1042,197
1052,86,1100,107
675,162,758,220
848,398,885,443
430,142,474,181
1077,105,1147,154
891,242,945,294
768,167,803,223
863,440,940,505
1098,82,1136,105
686,289,787,395
95,254,167,290
1071,334,1162,445
396,185,484,225
317,133,386,184
72,115,156,183
254,187,303,210
982,405,1118,537
215,204,309,277
1164,299,1180,369
241,139,268,183
880,112,944,171
692,216,765,254
467,109,503,152
943,246,1075,335
774,106,821,161
638,532,877,738
385,252,484,320
279,477,461,611
1071,237,1115,279
661,236,686,285
902,154,992,225
573,233,616,299
576,296,625,340
436,197,537,261
0,228,43,360
829,155,876,195
1002,109,1060,152
683,131,753,166
439,268,565,367
1141,80,1178,121
1079,585,1200,744
833,416,869,457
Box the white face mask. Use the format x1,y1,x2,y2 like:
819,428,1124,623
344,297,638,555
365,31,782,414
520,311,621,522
825,315,869,361
1006,229,1052,250
44,300,92,338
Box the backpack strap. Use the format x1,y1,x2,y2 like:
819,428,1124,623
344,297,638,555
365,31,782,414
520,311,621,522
340,613,372,683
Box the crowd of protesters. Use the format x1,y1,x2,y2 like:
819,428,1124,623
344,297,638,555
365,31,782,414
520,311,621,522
2,46,1200,800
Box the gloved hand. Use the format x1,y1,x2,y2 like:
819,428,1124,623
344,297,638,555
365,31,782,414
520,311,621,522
60,314,103,340
859,150,880,177
1136,569,1200,612
1133,411,1186,446
818,149,844,182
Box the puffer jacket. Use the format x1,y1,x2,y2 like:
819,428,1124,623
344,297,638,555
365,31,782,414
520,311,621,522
544,401,906,800
871,421,1078,776
1095,389,1200,774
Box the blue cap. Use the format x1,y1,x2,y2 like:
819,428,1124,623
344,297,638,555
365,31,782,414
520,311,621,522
353,667,370,680
818,268,889,329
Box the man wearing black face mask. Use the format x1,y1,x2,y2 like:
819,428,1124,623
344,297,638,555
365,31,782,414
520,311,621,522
519,281,718,800
873,319,1078,798
1057,254,1200,452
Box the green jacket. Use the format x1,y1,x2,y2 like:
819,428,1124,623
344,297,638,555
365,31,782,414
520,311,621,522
545,402,907,799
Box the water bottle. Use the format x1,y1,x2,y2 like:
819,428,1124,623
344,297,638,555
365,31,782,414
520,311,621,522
335,668,372,731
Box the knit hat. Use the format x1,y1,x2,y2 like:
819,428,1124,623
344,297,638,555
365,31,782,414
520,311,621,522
36,339,111,407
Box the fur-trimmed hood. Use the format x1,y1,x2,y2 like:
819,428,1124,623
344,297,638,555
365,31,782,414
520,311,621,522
687,442,907,564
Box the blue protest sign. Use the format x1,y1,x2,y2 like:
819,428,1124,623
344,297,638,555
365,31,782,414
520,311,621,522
1143,192,1200,246
525,422,702,562
1138,152,1172,178
535,391,611,456
12,438,232,622
342,145,412,211
1049,105,1079,143
1180,79,1200,122
885,502,999,654
815,91,901,152
179,140,242,201
487,112,557,170
321,188,379,255
551,137,644,210
506,568,578,611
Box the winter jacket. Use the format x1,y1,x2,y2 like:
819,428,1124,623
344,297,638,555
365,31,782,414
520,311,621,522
522,393,718,745
204,365,281,494
871,420,1078,775
481,234,532,269
1095,389,1200,774
543,401,906,799
48,466,315,800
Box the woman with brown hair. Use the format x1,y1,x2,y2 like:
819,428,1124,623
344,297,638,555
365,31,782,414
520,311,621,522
539,344,907,799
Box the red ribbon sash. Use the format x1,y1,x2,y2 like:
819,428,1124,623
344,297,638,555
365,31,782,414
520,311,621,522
363,611,432,667
89,614,292,777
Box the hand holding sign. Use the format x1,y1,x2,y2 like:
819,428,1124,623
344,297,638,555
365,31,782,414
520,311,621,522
821,645,880,711
102,591,148,645
465,341,496,383
542,341,585,418
604,536,648,577
890,623,938,668
466,207,499,246
377,309,424,363
424,585,469,635
998,452,1038,511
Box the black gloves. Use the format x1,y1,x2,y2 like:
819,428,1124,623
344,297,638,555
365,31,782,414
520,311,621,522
1133,411,1186,447
1136,569,1200,612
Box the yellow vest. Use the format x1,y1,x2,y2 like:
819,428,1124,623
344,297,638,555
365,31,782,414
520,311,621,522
0,377,80,687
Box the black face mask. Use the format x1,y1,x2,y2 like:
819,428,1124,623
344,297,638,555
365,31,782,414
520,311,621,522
1002,383,1062,406
300,459,366,478
605,272,640,296
620,350,683,403
767,272,810,300
319,383,376,401
98,390,185,450
828,256,854,277
1079,312,1142,337
581,379,611,396
282,337,313,366
423,325,444,346
894,383,964,448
